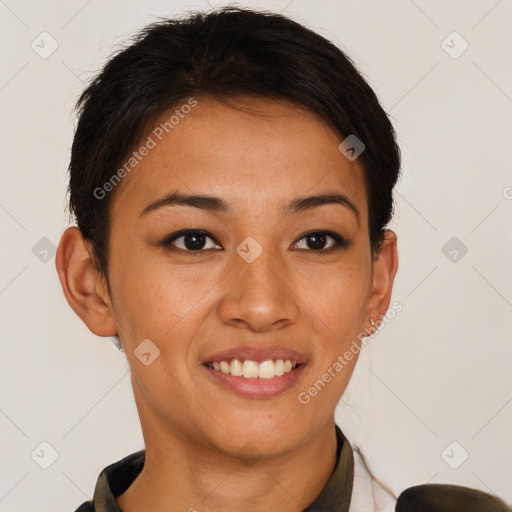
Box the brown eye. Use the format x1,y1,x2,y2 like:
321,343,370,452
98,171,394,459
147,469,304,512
161,230,222,251
292,231,350,252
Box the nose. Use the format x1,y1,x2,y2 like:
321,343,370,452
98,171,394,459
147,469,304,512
216,244,299,333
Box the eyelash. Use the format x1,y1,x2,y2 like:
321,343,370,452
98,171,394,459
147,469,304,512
160,229,351,254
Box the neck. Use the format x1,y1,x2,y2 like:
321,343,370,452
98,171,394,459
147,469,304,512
117,392,339,512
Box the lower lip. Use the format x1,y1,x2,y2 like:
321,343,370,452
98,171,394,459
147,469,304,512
203,364,307,399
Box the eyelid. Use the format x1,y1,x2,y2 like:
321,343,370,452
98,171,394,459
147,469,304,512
292,230,351,251
160,229,351,252
161,229,222,250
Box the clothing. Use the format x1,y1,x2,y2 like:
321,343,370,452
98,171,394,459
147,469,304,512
73,425,509,512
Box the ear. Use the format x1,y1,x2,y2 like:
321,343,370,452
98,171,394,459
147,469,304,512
55,226,118,337
364,229,399,329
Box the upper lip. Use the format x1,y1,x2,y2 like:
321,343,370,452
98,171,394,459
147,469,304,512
203,345,309,364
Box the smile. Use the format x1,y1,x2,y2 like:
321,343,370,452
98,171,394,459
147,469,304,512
204,358,299,379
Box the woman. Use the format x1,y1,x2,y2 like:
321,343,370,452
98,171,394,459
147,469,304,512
55,6,510,511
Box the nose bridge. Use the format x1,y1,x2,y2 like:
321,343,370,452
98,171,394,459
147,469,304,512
217,239,298,331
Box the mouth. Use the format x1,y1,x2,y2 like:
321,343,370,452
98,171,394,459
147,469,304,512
203,358,301,378
201,346,308,399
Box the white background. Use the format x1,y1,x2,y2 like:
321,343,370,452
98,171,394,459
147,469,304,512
1,0,511,510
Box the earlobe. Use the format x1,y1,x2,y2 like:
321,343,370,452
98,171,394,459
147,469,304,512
55,226,118,337
365,229,399,328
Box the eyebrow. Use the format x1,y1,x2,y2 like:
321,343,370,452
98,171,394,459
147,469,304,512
140,190,359,224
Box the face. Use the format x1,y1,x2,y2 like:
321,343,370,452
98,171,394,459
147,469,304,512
104,96,381,458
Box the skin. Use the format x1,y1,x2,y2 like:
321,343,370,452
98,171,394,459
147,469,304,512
56,96,398,511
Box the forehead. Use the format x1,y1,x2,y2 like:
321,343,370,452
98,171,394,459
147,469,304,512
111,96,368,221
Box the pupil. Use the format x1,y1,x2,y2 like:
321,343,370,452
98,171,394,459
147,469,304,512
185,233,205,250
308,233,326,250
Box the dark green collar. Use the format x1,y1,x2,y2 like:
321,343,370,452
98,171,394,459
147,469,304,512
303,424,354,511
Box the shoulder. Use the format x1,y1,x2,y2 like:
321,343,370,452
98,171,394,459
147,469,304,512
395,484,511,511
349,444,511,512
71,450,146,512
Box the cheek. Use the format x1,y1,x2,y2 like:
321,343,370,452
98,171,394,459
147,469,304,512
292,262,368,420
292,257,370,337
108,244,218,344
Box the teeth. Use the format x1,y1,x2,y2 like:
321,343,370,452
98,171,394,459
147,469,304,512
230,359,243,377
258,360,275,379
208,358,298,378
275,359,285,376
243,360,259,378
